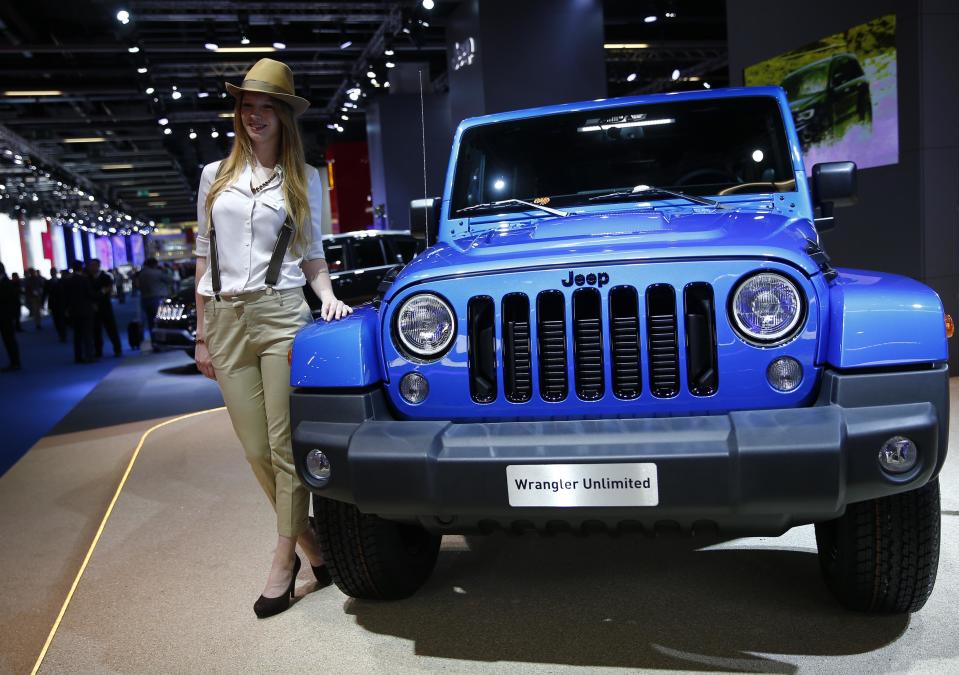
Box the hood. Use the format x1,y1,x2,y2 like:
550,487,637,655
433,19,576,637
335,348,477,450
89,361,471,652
389,207,822,297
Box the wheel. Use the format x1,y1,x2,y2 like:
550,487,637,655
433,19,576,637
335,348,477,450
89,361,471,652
313,495,441,600
815,479,940,613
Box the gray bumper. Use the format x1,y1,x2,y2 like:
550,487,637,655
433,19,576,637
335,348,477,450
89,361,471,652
291,366,948,534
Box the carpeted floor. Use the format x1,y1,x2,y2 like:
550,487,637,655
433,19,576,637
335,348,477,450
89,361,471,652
2,382,955,674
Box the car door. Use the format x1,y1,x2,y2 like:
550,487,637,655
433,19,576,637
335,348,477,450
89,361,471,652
346,236,390,303
323,238,359,305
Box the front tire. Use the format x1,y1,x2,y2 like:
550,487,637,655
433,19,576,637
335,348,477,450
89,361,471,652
815,479,940,613
313,495,441,600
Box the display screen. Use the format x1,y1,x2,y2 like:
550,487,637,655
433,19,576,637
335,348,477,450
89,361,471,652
111,236,129,267
95,236,114,268
131,236,145,267
744,14,898,171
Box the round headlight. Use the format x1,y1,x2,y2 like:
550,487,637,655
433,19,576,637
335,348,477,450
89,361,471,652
731,272,804,344
395,293,455,359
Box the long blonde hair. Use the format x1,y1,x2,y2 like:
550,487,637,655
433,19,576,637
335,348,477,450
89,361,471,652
204,93,312,255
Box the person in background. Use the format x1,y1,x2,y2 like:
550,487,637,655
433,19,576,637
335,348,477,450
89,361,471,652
24,268,45,330
0,263,22,372
113,267,126,303
45,268,69,342
138,258,171,340
10,272,23,332
64,260,97,363
87,259,122,358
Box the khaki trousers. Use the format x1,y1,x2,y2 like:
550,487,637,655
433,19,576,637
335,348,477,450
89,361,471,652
204,287,313,538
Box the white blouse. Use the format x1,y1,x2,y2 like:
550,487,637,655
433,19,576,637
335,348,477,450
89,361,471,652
193,160,327,297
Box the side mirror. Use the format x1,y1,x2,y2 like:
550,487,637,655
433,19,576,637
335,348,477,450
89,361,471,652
410,197,441,244
811,161,857,231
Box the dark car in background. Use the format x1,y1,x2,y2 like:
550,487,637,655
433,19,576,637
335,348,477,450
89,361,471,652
152,230,422,357
783,52,872,146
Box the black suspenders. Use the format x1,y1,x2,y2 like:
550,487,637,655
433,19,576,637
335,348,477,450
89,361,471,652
208,161,295,301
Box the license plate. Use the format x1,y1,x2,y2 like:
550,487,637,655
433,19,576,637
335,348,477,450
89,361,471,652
506,463,659,507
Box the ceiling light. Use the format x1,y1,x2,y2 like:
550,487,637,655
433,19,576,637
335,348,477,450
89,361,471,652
204,42,219,51
384,82,390,88
128,46,140,53
703,82,711,89
423,0,435,8
644,15,657,23
197,91,209,98
341,115,348,121
189,129,197,140
137,67,148,74
116,10,130,24
272,41,286,49
216,46,276,53
384,48,394,56
666,12,677,18
367,70,376,78
101,164,133,170
145,87,155,94
171,90,182,100
218,112,235,118
63,137,105,143
211,129,219,138
4,90,62,96
340,40,353,50
88,195,95,201
385,61,395,68
419,20,430,27
158,117,168,125
626,73,637,82
226,131,235,138
163,128,172,135
604,43,650,49
240,34,250,45
671,69,680,81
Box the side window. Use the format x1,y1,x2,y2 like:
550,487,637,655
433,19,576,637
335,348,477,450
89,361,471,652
350,237,387,269
389,237,419,263
832,57,857,87
323,241,348,272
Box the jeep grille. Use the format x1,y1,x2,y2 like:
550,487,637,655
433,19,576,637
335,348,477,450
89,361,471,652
466,283,718,403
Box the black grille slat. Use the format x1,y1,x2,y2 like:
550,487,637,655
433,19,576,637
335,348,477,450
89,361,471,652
573,290,604,400
503,294,532,402
537,292,568,401
609,286,643,399
646,285,680,398
684,283,719,396
467,296,496,403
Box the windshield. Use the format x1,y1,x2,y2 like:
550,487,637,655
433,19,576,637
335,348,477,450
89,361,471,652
450,96,794,217
782,60,830,98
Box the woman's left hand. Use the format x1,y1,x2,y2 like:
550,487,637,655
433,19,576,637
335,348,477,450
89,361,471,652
320,294,353,321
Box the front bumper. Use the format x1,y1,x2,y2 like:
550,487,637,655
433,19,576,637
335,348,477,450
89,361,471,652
151,324,195,350
292,366,949,534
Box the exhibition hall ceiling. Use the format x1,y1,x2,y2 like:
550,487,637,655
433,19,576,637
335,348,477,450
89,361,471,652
0,0,727,224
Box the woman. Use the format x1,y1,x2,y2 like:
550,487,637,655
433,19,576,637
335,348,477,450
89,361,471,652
193,58,352,618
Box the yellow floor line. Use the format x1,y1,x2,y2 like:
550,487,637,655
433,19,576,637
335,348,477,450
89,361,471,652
30,406,227,675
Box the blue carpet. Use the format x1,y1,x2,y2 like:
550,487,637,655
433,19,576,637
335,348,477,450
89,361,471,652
0,298,223,476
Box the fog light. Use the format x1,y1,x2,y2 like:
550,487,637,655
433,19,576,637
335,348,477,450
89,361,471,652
400,372,429,404
306,449,332,486
767,357,802,392
878,436,917,474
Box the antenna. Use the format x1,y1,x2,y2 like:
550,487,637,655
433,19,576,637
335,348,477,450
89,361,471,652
419,68,429,248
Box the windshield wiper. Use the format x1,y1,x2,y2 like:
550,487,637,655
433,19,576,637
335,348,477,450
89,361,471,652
589,184,725,209
456,198,569,218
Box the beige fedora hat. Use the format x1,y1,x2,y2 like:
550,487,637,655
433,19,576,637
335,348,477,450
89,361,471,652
226,58,310,116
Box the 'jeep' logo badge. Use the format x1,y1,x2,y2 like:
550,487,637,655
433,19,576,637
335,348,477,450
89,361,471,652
562,271,609,288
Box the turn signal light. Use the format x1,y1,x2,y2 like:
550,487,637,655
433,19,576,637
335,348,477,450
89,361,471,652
946,314,954,339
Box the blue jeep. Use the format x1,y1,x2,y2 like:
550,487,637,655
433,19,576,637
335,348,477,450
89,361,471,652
290,86,951,612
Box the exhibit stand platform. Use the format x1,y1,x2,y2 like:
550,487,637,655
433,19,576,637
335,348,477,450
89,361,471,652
2,353,957,674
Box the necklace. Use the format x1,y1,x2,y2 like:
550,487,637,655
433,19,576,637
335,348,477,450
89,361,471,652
251,168,279,194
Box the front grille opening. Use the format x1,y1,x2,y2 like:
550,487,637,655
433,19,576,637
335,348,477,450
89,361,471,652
467,296,496,403
684,283,719,396
573,288,605,400
646,285,680,398
537,291,568,402
502,294,532,403
609,286,641,399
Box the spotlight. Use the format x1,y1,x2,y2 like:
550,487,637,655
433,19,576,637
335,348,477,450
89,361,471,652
422,0,434,8
204,42,218,50
341,114,348,121
116,10,130,24
137,67,148,74
158,117,168,125
272,41,286,49
644,15,657,23
240,34,250,45
626,73,637,82
384,48,394,56
226,131,235,138
171,90,182,100
128,46,140,53
189,129,197,140
211,129,219,138
671,69,680,81
339,40,353,49
145,87,155,95
385,61,395,68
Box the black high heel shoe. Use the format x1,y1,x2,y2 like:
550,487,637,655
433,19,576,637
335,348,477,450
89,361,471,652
311,562,333,588
253,555,301,619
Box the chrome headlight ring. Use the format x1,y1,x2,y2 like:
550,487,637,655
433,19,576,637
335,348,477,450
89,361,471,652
394,292,456,361
729,272,806,346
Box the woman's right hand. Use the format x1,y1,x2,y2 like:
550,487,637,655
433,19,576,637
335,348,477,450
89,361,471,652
195,341,216,380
